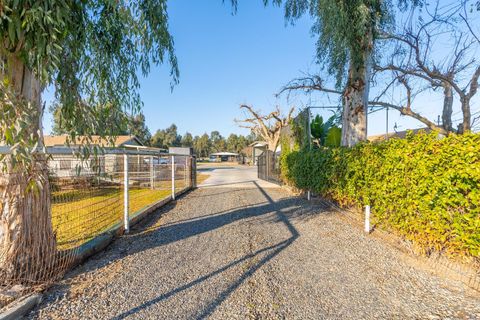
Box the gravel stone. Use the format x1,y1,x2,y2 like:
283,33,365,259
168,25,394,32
27,167,480,319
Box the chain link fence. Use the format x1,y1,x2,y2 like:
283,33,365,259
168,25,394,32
257,150,281,184
0,147,195,304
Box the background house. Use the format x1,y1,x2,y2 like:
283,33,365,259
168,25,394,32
367,128,436,143
249,141,268,165
209,152,240,163
44,135,152,177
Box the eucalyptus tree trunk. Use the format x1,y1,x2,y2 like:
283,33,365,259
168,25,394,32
460,97,471,133
442,84,453,133
0,57,56,284
341,55,371,147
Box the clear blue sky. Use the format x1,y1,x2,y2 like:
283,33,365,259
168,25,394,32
43,0,479,138
44,1,317,138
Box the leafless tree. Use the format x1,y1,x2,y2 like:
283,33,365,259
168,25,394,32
373,0,479,134
235,105,295,151
279,0,480,136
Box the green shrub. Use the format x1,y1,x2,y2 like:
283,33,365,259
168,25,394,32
284,132,480,258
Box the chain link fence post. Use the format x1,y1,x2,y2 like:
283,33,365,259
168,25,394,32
123,153,130,233
171,155,175,200
150,155,154,190
192,156,197,188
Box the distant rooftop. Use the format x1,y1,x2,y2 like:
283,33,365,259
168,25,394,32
210,152,239,156
249,141,267,147
368,128,435,143
44,135,144,147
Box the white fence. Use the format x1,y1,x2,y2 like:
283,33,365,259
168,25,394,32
0,146,196,290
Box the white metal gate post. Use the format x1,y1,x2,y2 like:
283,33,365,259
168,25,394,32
123,154,130,233
365,205,371,233
171,155,175,200
149,155,154,189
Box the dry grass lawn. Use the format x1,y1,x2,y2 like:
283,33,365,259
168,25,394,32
196,173,210,185
52,179,189,250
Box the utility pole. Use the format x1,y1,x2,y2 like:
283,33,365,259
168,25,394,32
306,107,311,150
385,106,389,140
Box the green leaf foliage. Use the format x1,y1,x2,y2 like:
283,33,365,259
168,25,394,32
310,115,324,140
310,114,341,147
283,132,480,258
324,126,341,147
0,0,178,148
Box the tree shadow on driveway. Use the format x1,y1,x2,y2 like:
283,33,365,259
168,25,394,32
35,181,330,319
111,181,302,319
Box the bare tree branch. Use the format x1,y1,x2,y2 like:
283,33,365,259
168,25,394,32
236,105,294,151
276,74,342,98
369,101,447,135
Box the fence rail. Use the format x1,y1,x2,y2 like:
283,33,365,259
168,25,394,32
0,147,196,295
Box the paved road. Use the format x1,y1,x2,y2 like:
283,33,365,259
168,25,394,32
197,164,275,188
29,166,480,319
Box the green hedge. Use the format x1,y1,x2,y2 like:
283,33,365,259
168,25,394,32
283,132,480,258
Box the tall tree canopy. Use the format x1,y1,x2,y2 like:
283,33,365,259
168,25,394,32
274,0,419,146
127,113,152,145
194,133,212,158
181,132,194,147
151,124,181,149
0,0,177,283
1,0,178,153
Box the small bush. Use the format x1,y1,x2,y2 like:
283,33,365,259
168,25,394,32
283,132,480,258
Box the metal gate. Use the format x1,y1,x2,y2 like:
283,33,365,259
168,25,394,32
257,150,281,184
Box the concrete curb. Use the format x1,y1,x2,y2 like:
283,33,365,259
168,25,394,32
0,294,42,320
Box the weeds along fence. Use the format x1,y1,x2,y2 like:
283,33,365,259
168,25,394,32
0,147,196,295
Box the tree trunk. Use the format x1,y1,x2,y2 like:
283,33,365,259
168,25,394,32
341,57,370,147
460,96,471,133
0,57,56,284
442,84,453,133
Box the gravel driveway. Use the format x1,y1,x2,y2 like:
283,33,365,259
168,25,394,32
28,167,479,319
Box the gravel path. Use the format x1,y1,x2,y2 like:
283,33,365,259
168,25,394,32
28,174,479,319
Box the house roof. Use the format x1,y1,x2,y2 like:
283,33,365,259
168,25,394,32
368,128,435,143
249,141,268,148
210,152,239,156
44,135,144,147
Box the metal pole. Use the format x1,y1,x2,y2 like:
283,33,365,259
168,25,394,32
150,155,154,189
306,107,312,197
184,157,187,188
365,205,371,233
385,106,389,140
123,154,130,233
171,155,175,200
306,107,312,150
192,156,197,188
266,151,269,181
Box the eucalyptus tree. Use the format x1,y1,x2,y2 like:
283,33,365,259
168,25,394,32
181,132,194,147
274,0,419,146
0,0,177,282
